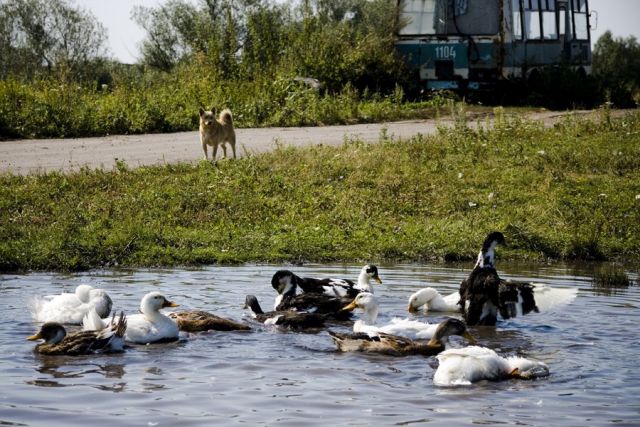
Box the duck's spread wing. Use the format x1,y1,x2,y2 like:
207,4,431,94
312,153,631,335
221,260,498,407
460,267,502,325
498,281,539,319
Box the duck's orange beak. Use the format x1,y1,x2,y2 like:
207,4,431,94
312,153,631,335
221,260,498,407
27,332,42,341
163,299,179,308
340,300,358,312
461,330,476,344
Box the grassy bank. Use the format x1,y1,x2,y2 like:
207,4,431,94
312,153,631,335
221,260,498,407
1,109,639,271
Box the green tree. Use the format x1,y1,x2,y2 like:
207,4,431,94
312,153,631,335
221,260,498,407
0,0,108,79
593,31,640,107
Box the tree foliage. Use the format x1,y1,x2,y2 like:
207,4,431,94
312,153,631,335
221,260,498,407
592,31,640,107
132,0,406,92
0,0,108,80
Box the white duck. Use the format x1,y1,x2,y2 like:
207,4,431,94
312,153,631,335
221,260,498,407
85,292,179,344
407,288,460,313
342,292,441,340
31,284,113,324
433,345,550,386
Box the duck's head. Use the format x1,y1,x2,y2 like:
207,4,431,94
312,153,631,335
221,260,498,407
359,265,382,284
341,292,377,311
27,323,67,344
89,289,113,318
243,294,264,316
140,292,179,315
271,270,299,296
341,292,379,324
477,231,505,268
407,288,439,313
427,318,476,347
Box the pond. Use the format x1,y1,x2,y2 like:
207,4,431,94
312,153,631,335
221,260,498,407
1,263,638,426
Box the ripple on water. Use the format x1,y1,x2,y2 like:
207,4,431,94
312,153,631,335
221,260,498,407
1,263,639,426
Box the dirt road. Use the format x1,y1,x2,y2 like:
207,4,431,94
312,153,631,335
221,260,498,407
0,110,604,175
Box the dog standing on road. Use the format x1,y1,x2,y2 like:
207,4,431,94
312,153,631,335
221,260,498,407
199,108,236,161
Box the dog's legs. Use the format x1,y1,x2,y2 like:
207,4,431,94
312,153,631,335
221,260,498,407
212,143,219,161
221,143,228,159
230,135,237,159
202,141,209,160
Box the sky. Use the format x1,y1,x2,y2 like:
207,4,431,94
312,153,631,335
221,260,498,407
76,0,640,64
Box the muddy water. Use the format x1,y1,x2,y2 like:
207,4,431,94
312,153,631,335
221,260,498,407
1,263,638,426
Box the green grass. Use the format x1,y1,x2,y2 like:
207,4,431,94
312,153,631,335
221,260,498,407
1,109,639,271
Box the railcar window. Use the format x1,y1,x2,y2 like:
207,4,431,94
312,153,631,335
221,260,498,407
572,0,589,40
398,0,437,35
525,0,542,39
542,0,557,39
512,0,523,39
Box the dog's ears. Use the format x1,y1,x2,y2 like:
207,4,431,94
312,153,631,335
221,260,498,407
199,108,205,117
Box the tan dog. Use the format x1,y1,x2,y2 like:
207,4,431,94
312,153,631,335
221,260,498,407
199,108,236,160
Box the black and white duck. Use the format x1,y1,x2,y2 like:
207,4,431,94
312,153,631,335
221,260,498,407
459,231,577,326
328,318,475,356
27,312,127,356
167,310,251,332
243,295,327,329
296,265,382,297
272,265,381,300
270,271,354,320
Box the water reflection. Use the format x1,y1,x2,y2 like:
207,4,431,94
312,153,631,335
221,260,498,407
27,355,126,389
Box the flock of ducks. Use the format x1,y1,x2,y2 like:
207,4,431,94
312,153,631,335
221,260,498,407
27,231,576,386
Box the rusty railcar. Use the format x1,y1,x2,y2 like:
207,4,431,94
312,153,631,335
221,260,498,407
395,0,593,90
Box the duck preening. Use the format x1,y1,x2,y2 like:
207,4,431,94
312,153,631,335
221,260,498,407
407,287,460,313
459,231,577,326
244,295,327,329
28,312,126,356
433,345,550,386
168,310,250,332
328,318,475,356
30,284,113,324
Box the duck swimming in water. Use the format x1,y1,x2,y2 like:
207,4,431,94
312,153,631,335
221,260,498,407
433,345,550,386
271,271,354,320
84,292,180,344
328,318,475,356
31,284,113,324
28,312,126,356
341,292,441,340
167,310,250,332
244,295,327,330
287,265,382,298
458,231,577,326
